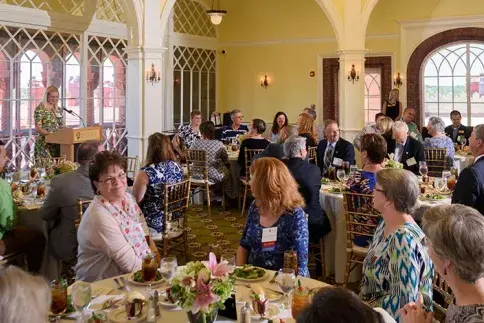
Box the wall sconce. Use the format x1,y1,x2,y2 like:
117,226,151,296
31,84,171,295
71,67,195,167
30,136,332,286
145,63,160,85
347,64,359,84
261,75,269,89
394,72,403,88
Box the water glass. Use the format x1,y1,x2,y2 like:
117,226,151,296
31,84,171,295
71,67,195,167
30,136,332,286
442,170,451,181
4,172,12,184
160,257,178,284
419,161,428,178
349,165,358,176
30,182,38,199
433,177,445,192
336,169,346,182
276,268,296,310
221,253,236,271
71,281,92,323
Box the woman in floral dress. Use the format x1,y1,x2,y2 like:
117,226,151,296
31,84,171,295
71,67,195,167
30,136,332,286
34,86,63,160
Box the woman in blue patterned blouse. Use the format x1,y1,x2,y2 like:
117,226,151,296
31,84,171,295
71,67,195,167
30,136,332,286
424,116,455,168
360,168,433,322
236,157,310,277
132,133,183,237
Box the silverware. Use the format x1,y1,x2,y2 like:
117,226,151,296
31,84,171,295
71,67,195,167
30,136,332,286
269,271,279,284
235,283,284,296
120,276,131,291
113,278,123,290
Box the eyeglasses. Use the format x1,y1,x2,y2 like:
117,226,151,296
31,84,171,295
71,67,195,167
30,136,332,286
98,172,126,185
375,187,385,194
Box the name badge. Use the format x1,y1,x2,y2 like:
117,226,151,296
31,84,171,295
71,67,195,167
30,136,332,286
406,157,417,167
333,157,343,167
261,227,278,252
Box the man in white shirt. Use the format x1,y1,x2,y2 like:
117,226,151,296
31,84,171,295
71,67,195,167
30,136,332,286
452,124,484,215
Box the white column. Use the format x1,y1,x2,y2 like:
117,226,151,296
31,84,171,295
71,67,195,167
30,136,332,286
337,49,367,142
79,31,88,124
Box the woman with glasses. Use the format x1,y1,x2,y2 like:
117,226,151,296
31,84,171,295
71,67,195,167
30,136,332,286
360,169,433,322
75,151,160,282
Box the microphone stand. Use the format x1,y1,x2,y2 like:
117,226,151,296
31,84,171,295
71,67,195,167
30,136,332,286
63,108,86,127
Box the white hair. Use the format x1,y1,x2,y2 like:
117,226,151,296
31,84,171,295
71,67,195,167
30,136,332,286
428,116,446,133
230,109,241,121
284,135,307,158
393,120,409,134
474,124,484,141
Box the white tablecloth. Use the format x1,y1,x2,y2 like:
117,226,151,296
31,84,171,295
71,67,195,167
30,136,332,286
60,270,331,323
454,154,474,172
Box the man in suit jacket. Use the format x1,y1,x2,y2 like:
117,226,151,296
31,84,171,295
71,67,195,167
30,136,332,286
284,136,331,276
388,121,425,175
41,141,104,265
452,124,484,215
316,120,355,177
445,110,471,145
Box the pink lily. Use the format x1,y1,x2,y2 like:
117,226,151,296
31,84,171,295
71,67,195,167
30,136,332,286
191,275,220,313
202,252,234,279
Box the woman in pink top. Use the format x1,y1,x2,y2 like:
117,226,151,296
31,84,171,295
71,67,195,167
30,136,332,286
75,151,160,282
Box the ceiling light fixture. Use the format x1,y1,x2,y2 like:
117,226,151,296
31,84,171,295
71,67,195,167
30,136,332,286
206,0,227,25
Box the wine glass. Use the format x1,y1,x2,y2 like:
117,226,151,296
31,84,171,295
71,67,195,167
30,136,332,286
419,161,428,178
276,268,296,310
221,253,236,271
50,279,68,323
458,135,467,148
442,170,451,181
160,257,178,285
433,177,445,192
336,169,346,182
349,165,358,176
71,281,92,323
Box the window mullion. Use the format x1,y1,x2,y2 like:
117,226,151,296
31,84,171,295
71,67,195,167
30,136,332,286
467,43,471,126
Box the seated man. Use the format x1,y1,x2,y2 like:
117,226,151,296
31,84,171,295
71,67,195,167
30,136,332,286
255,125,298,160
353,112,385,151
387,121,425,175
445,110,471,145
0,141,45,272
283,135,331,276
41,140,104,274
452,124,484,215
316,120,355,177
401,107,423,142
221,109,249,142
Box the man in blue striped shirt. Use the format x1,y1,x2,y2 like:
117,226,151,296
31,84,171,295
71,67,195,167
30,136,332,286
221,109,249,142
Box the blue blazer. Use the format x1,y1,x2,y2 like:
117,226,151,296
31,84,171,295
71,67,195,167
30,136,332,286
316,138,355,176
452,157,484,215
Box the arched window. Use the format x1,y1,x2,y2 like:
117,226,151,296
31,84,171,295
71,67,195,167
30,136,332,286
423,42,484,126
364,68,382,124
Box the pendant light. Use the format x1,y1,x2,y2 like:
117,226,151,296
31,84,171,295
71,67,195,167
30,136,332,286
206,0,227,25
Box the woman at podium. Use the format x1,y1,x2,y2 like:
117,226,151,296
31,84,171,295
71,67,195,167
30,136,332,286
34,86,63,159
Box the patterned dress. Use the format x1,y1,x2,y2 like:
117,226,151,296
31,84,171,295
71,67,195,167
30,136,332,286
360,221,434,322
239,202,310,277
189,138,232,197
424,135,455,169
34,103,63,159
446,303,484,323
138,161,184,234
178,124,201,149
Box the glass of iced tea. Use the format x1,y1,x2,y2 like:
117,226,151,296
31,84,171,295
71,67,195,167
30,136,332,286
292,284,310,318
328,166,336,181
142,253,157,290
50,279,68,322
447,175,456,191
283,250,298,276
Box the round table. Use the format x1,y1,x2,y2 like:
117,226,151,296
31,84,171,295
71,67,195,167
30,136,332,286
60,270,330,323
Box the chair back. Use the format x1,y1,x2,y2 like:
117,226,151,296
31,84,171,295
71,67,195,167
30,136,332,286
186,149,209,181
75,199,92,229
35,155,67,168
308,146,318,164
343,192,381,249
432,272,454,318
124,156,139,179
163,179,191,238
244,149,264,180
424,148,447,177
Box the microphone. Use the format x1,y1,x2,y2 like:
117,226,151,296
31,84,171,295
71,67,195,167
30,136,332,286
63,107,86,127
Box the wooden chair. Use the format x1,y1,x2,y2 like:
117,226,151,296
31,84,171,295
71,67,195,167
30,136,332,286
239,148,265,217
0,252,25,268
308,146,318,165
343,191,381,287
432,272,454,322
155,179,191,260
424,148,448,177
124,156,139,180
75,199,92,229
309,237,326,280
186,149,223,217
35,155,67,168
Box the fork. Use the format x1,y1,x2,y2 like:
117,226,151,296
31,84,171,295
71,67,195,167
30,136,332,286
269,271,279,284
120,276,131,291
113,278,123,290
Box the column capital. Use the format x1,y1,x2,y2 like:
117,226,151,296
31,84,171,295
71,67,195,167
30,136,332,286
336,49,368,57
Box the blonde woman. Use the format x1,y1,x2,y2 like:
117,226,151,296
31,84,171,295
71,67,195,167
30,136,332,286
297,113,318,147
236,157,309,277
34,85,63,159
378,116,395,148
0,266,51,323
383,89,402,121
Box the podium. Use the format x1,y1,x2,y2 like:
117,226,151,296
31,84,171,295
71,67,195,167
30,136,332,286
45,126,102,161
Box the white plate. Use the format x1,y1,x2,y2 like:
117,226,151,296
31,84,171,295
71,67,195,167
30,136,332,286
235,268,269,282
107,307,147,323
250,303,280,320
127,271,165,287
159,291,178,308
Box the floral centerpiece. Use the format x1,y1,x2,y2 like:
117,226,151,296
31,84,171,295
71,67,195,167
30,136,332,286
383,153,403,169
44,160,79,179
170,252,234,323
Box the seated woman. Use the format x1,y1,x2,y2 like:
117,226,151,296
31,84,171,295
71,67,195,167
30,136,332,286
346,133,387,247
238,118,270,177
424,116,455,168
172,110,202,158
190,121,232,199
236,157,309,277
360,169,433,321
297,287,396,323
401,204,484,322
133,133,183,238
297,113,318,148
76,151,160,282
0,266,51,323
378,117,394,145
269,111,288,143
